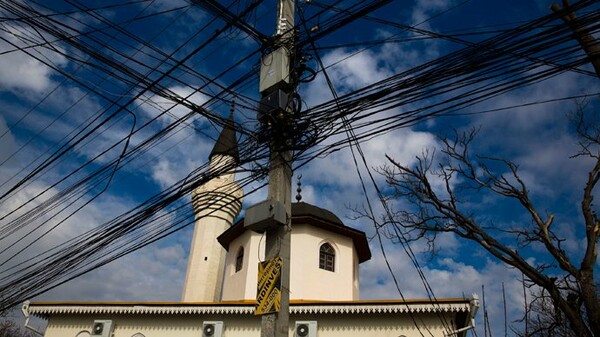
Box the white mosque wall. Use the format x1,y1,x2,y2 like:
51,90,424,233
220,223,359,302
40,310,463,337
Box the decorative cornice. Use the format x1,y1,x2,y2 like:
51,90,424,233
290,302,470,314
192,184,243,220
29,304,255,316
27,300,472,318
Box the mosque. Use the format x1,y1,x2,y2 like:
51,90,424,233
23,119,478,337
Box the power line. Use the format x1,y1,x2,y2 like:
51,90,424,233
1,0,599,317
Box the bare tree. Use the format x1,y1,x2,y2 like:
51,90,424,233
0,320,34,337
379,114,600,336
514,281,579,337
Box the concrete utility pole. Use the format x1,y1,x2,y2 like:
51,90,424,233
261,1,294,337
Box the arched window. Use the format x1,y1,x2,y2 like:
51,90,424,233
319,243,335,272
235,247,244,272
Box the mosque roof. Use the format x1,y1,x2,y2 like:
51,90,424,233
217,202,371,263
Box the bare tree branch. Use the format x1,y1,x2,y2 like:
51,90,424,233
377,123,599,336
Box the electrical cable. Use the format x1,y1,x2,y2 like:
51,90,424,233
1,0,599,316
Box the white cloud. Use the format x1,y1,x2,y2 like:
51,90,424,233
323,49,393,91
0,115,18,166
300,126,439,189
38,238,189,302
145,131,214,190
411,0,451,26
145,0,190,12
0,178,135,272
461,68,600,203
2,3,598,337
0,157,190,304
131,85,218,189
0,52,54,92
0,29,67,93
137,85,210,126
359,240,528,336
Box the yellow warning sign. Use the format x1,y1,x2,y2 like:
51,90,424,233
255,257,282,315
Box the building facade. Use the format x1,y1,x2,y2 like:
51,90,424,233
24,120,479,337
218,202,370,302
25,299,478,337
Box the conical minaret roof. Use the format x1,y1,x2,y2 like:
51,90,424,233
209,111,239,163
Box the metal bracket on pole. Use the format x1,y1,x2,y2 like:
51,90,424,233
245,199,288,232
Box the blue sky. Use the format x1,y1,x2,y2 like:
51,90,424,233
1,0,599,335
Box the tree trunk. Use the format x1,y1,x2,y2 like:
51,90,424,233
579,270,600,336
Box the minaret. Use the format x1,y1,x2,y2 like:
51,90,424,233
182,109,243,302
